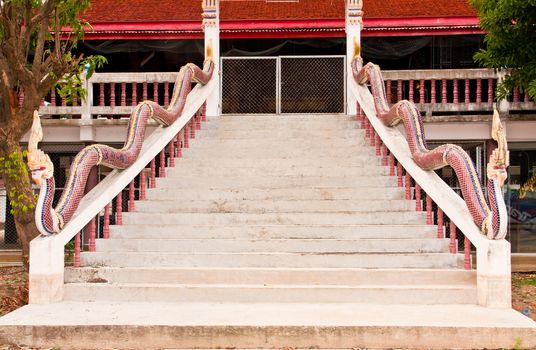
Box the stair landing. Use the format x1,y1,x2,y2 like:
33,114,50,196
0,302,534,349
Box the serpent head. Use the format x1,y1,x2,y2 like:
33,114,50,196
487,162,508,187
28,153,54,187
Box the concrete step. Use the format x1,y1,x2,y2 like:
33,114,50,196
121,211,427,226
65,267,476,285
182,146,376,158
62,282,476,304
79,251,460,268
0,249,23,265
1,302,534,349
145,187,406,201
198,121,361,131
170,156,383,168
204,115,356,125
166,164,389,177
191,136,366,148
196,129,366,140
213,114,355,122
109,224,438,239
133,199,415,214
199,116,360,125
190,138,369,149
94,238,450,253
199,124,362,132
154,175,397,189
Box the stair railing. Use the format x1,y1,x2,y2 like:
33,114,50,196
29,72,217,304
349,77,511,309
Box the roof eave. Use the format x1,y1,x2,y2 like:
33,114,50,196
81,17,482,40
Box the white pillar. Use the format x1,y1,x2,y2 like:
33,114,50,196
80,68,95,141
346,0,363,115
29,236,65,303
203,0,220,117
476,239,512,308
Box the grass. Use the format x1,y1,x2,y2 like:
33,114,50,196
513,276,536,286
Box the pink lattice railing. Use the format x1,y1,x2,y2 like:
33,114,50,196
90,73,178,119
31,68,535,122
35,72,180,119
356,105,472,269
72,102,207,267
380,69,535,116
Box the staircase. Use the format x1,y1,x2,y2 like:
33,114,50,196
66,114,474,304
0,115,534,349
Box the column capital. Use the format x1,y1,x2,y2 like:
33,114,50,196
346,0,363,26
202,0,219,29
345,0,363,116
202,0,220,117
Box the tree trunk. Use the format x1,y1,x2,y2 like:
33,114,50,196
1,134,39,267
13,215,38,268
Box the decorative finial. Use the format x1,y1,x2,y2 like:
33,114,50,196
206,39,213,60
28,111,43,153
27,111,54,186
353,37,361,59
491,107,509,168
486,108,509,187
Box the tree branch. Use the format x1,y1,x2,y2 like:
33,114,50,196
30,0,56,72
29,0,54,29
53,8,60,59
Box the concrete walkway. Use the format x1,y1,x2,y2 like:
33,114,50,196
0,302,534,349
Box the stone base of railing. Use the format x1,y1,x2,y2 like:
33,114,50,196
477,274,512,308
29,236,65,304
476,239,512,308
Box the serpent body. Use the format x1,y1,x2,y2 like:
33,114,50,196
353,60,508,240
29,60,214,235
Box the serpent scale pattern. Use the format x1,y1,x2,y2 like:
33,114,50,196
30,60,214,235
353,60,508,240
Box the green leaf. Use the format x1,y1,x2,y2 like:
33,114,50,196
471,0,536,102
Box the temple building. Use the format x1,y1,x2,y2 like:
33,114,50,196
79,0,483,71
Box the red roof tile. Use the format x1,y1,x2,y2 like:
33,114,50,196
364,0,476,18
82,0,476,23
82,1,202,22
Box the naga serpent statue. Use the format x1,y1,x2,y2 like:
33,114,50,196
352,54,509,240
27,58,214,236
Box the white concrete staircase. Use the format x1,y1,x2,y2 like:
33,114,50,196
65,115,471,304
0,115,534,349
